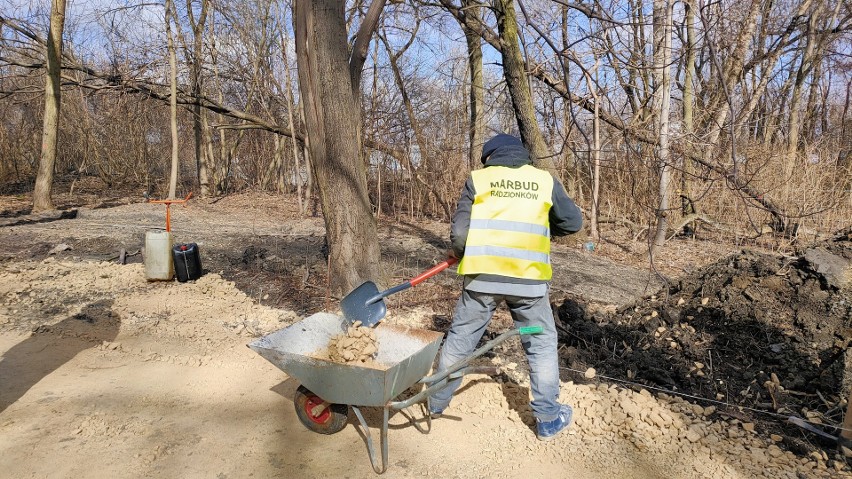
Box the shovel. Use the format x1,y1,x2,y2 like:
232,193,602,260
341,257,458,327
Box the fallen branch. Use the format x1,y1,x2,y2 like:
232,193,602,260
107,249,140,263
0,209,78,227
666,214,720,241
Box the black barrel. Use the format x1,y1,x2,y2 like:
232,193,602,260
172,243,203,282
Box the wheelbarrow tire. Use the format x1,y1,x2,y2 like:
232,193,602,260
294,385,349,435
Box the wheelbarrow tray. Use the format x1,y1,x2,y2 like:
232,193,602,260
249,313,444,407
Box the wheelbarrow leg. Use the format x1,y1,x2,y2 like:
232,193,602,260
351,405,389,474
394,400,433,434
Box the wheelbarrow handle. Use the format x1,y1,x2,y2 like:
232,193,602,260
366,257,458,305
390,326,543,411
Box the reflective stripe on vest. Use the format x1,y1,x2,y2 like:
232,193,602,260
458,165,554,280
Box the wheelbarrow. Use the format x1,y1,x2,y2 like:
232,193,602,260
248,312,542,474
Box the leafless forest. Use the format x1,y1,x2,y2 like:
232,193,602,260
1,0,850,287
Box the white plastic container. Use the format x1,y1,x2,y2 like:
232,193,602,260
144,230,174,281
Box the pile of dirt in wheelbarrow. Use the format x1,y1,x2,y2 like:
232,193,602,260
555,232,852,457
317,321,380,365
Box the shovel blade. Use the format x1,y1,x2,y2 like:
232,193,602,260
340,281,387,327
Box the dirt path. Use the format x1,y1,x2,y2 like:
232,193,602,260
0,193,660,306
0,194,846,478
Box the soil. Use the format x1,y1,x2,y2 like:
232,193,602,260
323,322,380,364
1,189,850,478
554,236,852,458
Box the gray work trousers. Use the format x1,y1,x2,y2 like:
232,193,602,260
428,287,562,422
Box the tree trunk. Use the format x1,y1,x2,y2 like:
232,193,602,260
700,0,761,152
294,0,380,296
652,0,674,248
680,0,697,221
493,0,555,174
591,86,601,243
462,0,485,171
280,29,303,214
32,0,67,213
785,14,819,198
166,0,180,199
581,64,601,242
187,0,210,197
802,57,822,142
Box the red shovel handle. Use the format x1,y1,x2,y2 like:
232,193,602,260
410,257,458,286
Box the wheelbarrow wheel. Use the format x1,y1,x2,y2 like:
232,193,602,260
294,385,349,435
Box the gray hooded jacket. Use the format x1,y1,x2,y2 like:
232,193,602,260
450,135,583,297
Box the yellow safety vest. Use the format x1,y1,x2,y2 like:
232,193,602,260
458,165,554,280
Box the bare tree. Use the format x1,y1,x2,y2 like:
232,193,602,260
680,0,697,222
165,0,180,199
294,0,384,295
651,0,673,248
183,0,211,197
461,0,485,170
32,0,66,212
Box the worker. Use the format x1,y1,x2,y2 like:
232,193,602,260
429,133,583,441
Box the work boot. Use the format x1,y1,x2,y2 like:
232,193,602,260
536,404,573,441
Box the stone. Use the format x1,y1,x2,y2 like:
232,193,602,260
649,412,667,428
326,323,380,364
685,428,702,443
767,445,783,458
584,368,596,379
750,448,768,464
622,402,640,419
804,247,851,289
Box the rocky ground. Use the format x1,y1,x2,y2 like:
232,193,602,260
554,230,852,461
0,189,850,478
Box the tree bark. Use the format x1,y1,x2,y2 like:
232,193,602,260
349,0,387,97
680,0,697,221
280,29,304,214
591,79,600,242
32,0,67,213
187,0,210,197
785,11,820,197
461,0,485,171
166,0,180,199
493,0,555,174
652,0,673,248
294,0,380,295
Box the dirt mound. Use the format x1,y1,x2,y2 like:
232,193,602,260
556,238,852,458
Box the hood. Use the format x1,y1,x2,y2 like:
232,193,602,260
481,134,532,168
